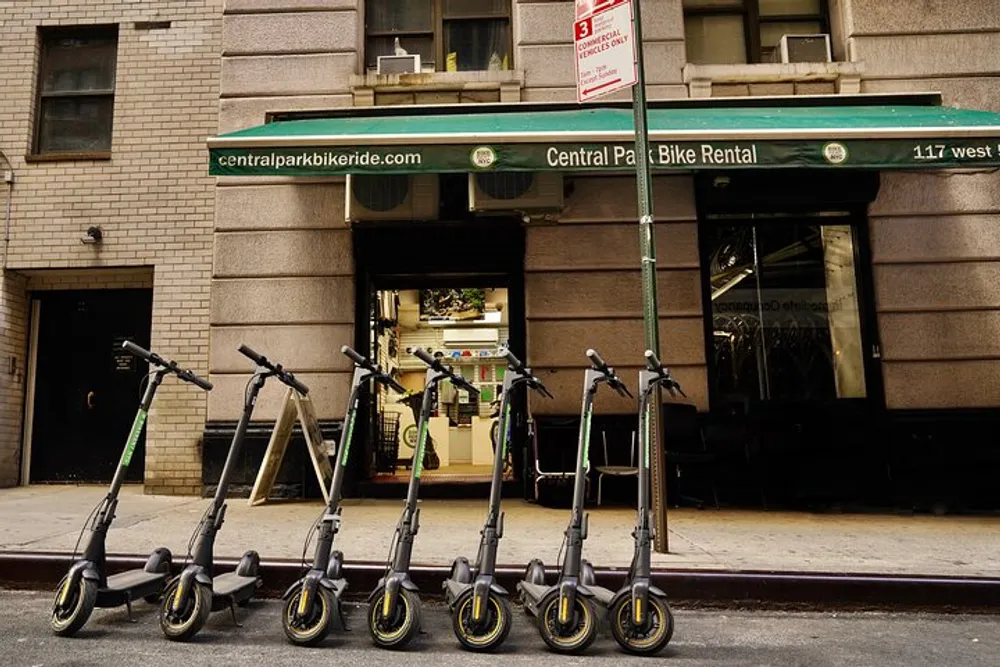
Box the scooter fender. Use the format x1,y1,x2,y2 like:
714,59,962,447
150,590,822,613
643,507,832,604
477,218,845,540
557,579,579,626
171,566,209,612
280,577,307,601
58,560,98,607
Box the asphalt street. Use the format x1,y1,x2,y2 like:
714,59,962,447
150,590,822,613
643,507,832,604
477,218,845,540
2,589,996,667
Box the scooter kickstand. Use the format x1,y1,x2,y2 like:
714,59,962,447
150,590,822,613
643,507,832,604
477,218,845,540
125,596,137,623
228,598,243,628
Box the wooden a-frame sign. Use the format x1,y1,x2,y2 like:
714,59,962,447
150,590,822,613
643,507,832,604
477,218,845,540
248,387,334,506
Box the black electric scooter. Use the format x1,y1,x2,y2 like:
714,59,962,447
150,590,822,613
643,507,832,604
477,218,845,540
281,345,406,646
367,347,478,650
443,346,553,651
518,349,630,653
50,341,212,636
607,349,681,655
159,344,308,641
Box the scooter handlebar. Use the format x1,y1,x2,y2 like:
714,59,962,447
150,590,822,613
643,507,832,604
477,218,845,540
445,366,480,396
237,344,310,395
342,345,369,368
341,345,405,393
123,341,212,391
586,348,607,372
644,349,663,372
412,347,437,367
498,346,525,371
643,349,687,397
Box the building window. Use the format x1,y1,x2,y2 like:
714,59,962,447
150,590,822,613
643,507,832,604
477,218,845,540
684,0,828,65
365,0,512,72
706,218,868,404
34,25,118,157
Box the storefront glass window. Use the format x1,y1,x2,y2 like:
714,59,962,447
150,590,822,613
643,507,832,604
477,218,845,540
707,220,867,402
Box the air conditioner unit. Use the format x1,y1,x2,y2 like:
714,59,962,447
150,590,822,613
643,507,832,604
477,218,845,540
345,174,439,221
773,34,832,63
377,54,421,75
468,172,564,213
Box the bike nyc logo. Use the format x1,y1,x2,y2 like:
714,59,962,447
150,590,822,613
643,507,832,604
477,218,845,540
470,146,498,169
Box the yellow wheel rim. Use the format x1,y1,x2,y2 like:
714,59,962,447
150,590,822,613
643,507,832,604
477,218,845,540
371,590,411,643
615,598,668,650
456,594,505,647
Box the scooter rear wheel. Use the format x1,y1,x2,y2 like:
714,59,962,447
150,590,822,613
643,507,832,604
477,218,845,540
159,579,212,642
50,575,98,637
537,589,598,654
368,587,421,650
282,586,335,647
452,589,512,652
609,593,675,656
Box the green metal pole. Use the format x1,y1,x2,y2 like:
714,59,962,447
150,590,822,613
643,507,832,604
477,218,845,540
631,0,669,553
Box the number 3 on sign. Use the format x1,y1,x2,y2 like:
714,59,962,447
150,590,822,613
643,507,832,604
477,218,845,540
575,18,592,39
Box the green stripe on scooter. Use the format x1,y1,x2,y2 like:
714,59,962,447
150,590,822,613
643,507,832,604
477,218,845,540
120,409,148,468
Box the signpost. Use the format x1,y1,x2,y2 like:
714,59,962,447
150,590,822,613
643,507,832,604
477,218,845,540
575,0,670,552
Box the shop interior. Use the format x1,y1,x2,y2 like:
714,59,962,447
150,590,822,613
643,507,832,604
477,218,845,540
368,286,514,485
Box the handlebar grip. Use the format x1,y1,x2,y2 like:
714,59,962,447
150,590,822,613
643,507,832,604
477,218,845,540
281,372,309,395
238,344,266,366
644,349,662,372
586,348,607,371
123,340,153,362
179,370,213,391
341,345,369,368
498,346,524,371
411,347,437,367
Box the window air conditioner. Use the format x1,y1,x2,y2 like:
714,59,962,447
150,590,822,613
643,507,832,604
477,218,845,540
345,174,439,222
468,172,564,213
377,54,421,75
773,34,832,63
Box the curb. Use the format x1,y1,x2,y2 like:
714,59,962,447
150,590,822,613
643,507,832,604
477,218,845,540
2,551,998,613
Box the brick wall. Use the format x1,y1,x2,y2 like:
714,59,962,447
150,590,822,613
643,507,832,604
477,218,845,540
0,1,222,493
0,272,29,486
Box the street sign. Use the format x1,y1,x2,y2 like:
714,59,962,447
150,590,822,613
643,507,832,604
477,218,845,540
574,0,638,103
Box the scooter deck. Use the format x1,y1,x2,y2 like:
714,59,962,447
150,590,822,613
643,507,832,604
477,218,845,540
212,571,259,602
95,569,167,608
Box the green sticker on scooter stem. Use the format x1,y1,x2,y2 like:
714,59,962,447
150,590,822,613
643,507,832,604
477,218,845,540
120,409,148,468
644,403,651,468
501,403,511,459
341,409,356,467
582,410,592,465
414,420,428,478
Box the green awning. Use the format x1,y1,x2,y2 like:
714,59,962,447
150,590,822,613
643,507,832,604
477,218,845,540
208,103,1000,177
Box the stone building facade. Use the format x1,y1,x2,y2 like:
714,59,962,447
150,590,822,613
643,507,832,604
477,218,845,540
3,0,1000,507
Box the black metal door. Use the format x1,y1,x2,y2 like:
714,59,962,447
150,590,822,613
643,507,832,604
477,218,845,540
30,289,153,482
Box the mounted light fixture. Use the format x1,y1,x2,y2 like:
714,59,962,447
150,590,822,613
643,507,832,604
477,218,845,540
81,226,103,245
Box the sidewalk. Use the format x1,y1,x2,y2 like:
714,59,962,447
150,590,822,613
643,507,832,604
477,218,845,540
2,485,999,577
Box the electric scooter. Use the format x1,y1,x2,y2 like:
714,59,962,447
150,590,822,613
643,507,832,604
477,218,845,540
607,349,682,655
281,345,405,646
517,349,631,653
159,344,308,641
50,341,212,637
367,347,478,650
443,346,553,651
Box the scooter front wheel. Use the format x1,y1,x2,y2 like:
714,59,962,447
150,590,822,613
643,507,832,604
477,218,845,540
159,579,212,641
537,589,598,654
609,593,675,655
368,587,421,650
282,586,335,647
50,575,98,637
452,589,512,652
